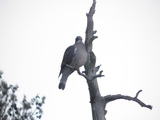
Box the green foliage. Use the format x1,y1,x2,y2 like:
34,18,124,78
0,72,46,120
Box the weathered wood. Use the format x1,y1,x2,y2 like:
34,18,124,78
84,1,106,120
104,90,152,110
82,0,152,120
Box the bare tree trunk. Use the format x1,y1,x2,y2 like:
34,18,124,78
78,0,152,120
84,1,107,120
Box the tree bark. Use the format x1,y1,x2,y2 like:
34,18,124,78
80,0,152,120
84,1,106,120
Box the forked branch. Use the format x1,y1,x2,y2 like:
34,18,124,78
104,90,152,110
77,66,104,81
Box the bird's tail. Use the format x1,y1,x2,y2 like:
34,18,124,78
58,74,69,90
58,82,65,90
58,68,74,90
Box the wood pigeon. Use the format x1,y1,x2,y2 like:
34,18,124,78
58,36,88,90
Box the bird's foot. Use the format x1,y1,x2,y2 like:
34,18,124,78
76,65,104,81
76,69,90,80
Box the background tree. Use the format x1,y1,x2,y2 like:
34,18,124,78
77,0,152,120
0,71,45,120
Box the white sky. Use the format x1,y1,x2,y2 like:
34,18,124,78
0,0,160,120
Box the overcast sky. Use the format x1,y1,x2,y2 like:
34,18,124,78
0,0,160,120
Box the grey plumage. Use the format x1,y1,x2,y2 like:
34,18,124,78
58,36,88,90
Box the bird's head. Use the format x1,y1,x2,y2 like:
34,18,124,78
75,36,82,43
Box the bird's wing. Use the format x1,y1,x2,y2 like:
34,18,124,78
58,45,76,77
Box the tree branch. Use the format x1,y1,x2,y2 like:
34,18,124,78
82,0,152,120
76,65,104,81
91,70,104,80
85,0,97,53
77,69,90,80
135,89,142,98
104,90,152,110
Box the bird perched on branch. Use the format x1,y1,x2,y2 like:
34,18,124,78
58,36,88,90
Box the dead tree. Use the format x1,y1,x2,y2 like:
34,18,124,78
77,0,152,120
